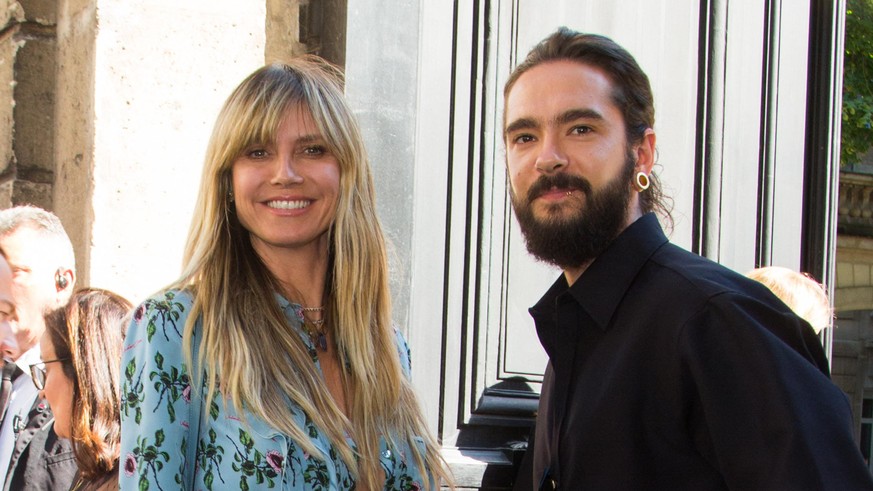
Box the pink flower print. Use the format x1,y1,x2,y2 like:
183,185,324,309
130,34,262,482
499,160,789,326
124,453,137,477
134,305,146,322
294,306,305,320
182,384,191,402
266,450,284,473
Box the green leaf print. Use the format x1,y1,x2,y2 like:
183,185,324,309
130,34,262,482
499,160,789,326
132,430,171,491
148,351,190,422
141,291,186,342
121,358,145,425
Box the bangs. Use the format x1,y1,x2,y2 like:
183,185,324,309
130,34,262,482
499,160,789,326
217,65,309,169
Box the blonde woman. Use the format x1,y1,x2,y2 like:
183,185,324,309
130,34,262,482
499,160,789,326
119,58,452,490
747,266,833,333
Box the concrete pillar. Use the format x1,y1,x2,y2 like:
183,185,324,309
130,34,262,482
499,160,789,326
54,0,269,301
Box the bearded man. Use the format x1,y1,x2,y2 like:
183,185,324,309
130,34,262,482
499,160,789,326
504,27,873,490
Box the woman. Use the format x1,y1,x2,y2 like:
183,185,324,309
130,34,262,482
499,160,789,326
119,57,453,490
747,266,833,333
36,288,132,490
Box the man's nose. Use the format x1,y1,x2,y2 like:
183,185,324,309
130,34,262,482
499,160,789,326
0,322,18,359
0,340,17,360
533,136,567,174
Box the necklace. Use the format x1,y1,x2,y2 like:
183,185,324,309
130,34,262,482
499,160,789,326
300,306,328,351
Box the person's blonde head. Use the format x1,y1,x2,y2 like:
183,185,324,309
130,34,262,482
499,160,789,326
747,266,832,333
175,57,451,489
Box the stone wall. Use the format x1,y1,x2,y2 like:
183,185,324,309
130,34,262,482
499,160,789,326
834,234,873,440
0,1,24,208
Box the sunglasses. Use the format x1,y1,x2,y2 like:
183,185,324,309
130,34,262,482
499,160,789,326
29,358,69,390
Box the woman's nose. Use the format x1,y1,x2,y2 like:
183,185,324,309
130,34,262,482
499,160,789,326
271,156,304,185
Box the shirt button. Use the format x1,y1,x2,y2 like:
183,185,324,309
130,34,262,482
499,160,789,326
544,477,557,490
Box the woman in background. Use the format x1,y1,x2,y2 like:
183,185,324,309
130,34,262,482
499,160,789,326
747,266,833,333
35,287,131,490
119,56,452,490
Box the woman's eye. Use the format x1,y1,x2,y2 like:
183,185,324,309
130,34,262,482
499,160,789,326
247,148,268,159
303,145,326,156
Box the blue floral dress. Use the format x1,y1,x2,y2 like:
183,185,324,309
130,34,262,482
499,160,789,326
119,290,430,490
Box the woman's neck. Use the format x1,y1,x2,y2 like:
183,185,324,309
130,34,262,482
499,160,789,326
252,239,330,307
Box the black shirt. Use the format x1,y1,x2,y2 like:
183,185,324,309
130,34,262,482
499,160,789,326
529,213,873,490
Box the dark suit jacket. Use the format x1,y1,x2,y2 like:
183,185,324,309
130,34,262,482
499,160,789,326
3,397,77,491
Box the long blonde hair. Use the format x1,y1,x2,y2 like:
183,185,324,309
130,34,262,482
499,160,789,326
172,58,451,489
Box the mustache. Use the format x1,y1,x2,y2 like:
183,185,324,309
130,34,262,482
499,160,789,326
526,172,592,202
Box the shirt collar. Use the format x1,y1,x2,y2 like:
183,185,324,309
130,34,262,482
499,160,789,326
14,345,41,370
531,213,668,330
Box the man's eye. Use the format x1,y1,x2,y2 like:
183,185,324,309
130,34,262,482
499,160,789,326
513,134,535,144
572,126,592,135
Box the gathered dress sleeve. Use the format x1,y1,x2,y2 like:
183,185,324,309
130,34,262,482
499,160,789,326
119,290,197,491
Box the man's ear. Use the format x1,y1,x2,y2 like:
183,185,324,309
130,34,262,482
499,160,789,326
634,128,656,175
55,268,74,297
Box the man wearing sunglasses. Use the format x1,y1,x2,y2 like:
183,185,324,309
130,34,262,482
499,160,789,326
0,206,77,491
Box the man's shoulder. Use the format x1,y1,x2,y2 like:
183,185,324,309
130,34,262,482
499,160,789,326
647,242,758,300
7,411,76,491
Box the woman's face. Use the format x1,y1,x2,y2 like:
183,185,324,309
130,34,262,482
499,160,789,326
231,103,341,262
38,332,74,439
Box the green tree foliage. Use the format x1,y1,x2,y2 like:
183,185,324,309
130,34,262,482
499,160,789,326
843,0,873,166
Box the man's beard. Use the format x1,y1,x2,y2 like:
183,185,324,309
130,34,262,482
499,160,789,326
510,151,636,270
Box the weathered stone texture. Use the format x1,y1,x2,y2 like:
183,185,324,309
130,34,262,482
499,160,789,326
18,0,53,23
0,1,23,184
11,178,48,208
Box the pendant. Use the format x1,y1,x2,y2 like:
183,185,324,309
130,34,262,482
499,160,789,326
317,333,328,352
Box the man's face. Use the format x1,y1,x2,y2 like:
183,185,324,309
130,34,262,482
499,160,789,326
0,256,15,359
0,227,60,360
504,60,647,269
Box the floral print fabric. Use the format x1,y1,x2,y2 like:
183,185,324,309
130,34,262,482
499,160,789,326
120,290,430,490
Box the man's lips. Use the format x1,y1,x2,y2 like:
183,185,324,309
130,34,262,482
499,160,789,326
533,187,577,201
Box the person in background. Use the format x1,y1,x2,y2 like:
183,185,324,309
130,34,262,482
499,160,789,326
36,288,131,491
119,57,453,490
0,205,77,490
747,266,833,334
503,27,873,489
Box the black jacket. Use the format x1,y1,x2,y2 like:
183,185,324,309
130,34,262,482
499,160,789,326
4,397,76,491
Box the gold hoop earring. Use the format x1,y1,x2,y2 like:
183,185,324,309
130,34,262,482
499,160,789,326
634,172,650,192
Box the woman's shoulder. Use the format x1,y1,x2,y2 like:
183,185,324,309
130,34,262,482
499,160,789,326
135,288,195,314
128,288,196,346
